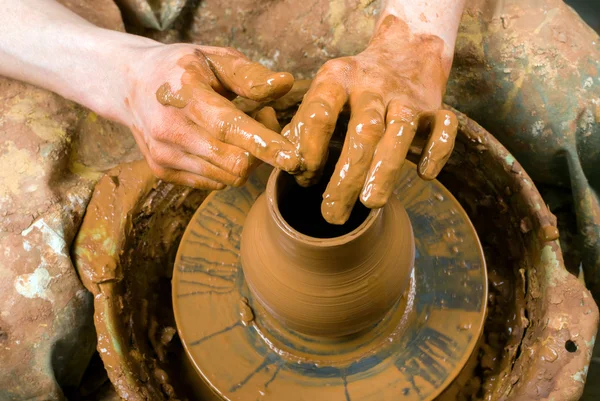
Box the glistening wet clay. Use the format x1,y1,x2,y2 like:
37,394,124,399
153,49,300,173
240,150,416,337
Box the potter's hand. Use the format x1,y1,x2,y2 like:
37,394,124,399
128,45,300,189
0,1,301,190
283,11,462,224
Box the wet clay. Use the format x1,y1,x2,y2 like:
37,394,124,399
155,82,190,108
240,154,415,337
173,155,487,401
74,160,208,401
280,15,458,224
152,48,300,173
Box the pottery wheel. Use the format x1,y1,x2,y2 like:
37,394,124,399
173,161,487,401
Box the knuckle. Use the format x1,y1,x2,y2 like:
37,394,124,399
354,112,384,137
320,58,349,75
304,101,335,127
365,112,385,130
213,110,242,142
150,127,170,142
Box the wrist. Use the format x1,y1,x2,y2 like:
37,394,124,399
67,27,158,126
377,0,466,74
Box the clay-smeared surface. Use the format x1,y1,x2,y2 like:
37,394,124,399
173,161,487,401
74,160,208,400
240,167,414,337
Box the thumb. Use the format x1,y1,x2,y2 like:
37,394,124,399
200,46,294,102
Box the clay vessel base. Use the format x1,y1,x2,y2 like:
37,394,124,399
173,162,487,401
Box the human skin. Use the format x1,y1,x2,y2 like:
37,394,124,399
0,0,463,214
0,0,301,190
283,0,466,224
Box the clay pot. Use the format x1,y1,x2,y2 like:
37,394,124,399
240,167,415,337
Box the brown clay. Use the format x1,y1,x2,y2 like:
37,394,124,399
74,160,209,400
155,82,189,108
173,157,487,401
240,163,415,337
280,15,458,224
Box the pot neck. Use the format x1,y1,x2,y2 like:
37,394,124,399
265,169,384,270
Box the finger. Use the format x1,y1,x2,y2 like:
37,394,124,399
149,144,244,187
360,102,418,208
281,78,347,187
146,158,226,190
133,132,226,190
321,92,385,225
250,106,281,175
186,90,301,172
253,106,282,133
155,123,254,178
158,167,226,190
201,46,294,101
417,110,458,180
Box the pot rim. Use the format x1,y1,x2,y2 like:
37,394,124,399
266,168,382,247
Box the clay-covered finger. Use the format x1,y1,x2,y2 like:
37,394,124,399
417,110,458,180
321,92,385,224
149,144,244,186
158,123,254,178
253,106,282,133
186,95,301,172
201,46,294,101
148,161,226,190
360,113,417,209
281,79,347,187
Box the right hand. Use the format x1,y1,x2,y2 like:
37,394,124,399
125,44,301,189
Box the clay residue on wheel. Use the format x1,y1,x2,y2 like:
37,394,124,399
241,166,415,337
73,159,208,400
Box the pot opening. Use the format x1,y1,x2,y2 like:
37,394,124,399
276,147,371,239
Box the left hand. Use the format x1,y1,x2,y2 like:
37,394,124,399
282,15,458,224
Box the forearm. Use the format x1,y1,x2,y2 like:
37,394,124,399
379,0,466,73
0,0,157,125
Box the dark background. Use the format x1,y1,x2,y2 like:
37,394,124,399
566,0,600,32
